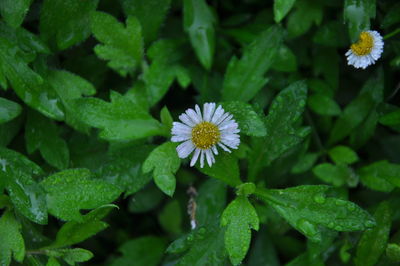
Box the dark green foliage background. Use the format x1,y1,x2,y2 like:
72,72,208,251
0,0,400,265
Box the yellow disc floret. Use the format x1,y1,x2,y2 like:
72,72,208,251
191,122,220,149
350,32,374,56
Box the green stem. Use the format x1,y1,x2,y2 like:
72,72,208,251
384,28,400,40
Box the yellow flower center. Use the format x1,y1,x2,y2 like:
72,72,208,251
191,122,220,149
350,32,374,56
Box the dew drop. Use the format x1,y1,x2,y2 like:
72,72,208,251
334,225,343,231
335,199,346,206
347,204,356,211
299,99,306,107
328,222,335,228
313,193,326,204
364,220,375,228
297,218,318,237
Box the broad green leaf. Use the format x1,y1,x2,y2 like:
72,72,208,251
0,37,64,120
222,26,283,102
274,0,297,23
183,0,215,70
379,109,400,126
271,45,297,72
386,243,400,262
198,153,242,187
287,0,323,38
355,201,391,266
90,11,143,77
120,0,171,44
221,101,266,137
160,106,173,130
46,248,93,265
256,185,375,242
221,196,259,265
174,225,227,266
312,163,354,187
0,211,25,265
128,185,164,213
308,94,341,116
111,236,166,266
46,257,60,266
344,0,376,41
26,110,69,170
97,145,154,196
0,147,47,224
328,70,384,145
144,39,188,106
50,204,117,248
47,70,96,133
328,146,359,165
40,0,99,50
248,81,310,179
40,169,121,221
358,161,400,188
0,0,33,28
143,142,180,196
0,97,22,124
69,91,164,141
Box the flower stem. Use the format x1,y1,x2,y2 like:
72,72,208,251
384,28,400,40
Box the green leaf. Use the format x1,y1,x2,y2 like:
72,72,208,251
120,0,171,45
158,200,182,235
0,37,64,120
40,169,121,221
328,93,374,145
312,163,354,187
111,236,166,266
198,153,242,187
40,0,99,50
313,21,348,47
386,243,400,262
0,97,21,124
0,0,32,28
50,204,117,248
358,161,400,188
355,201,391,266
291,152,319,174
256,185,375,242
69,91,163,141
344,0,376,41
143,142,180,196
97,145,154,196
90,11,143,77
308,94,341,116
379,109,400,126
328,146,359,165
0,211,25,265
160,106,173,130
221,101,266,137
222,26,284,102
248,81,310,179
46,257,60,266
271,45,297,72
221,196,259,265
183,0,215,70
0,147,47,224
47,248,93,265
274,0,297,23
25,110,69,170
287,0,323,38
47,70,96,133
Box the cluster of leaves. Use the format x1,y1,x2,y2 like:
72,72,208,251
0,0,400,265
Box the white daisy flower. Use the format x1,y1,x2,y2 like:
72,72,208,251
345,30,384,69
171,103,240,168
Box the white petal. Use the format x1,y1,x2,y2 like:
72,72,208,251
205,149,213,167
179,113,196,127
203,103,216,122
211,105,224,124
176,140,195,158
172,122,192,134
212,145,218,155
200,150,205,168
171,135,191,142
195,104,203,121
218,142,231,152
186,108,201,124
190,148,201,167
